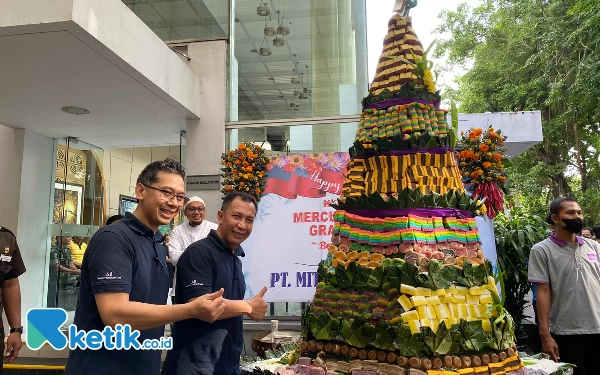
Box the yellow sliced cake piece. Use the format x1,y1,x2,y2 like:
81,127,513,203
431,288,446,296
469,286,483,296
449,303,459,318
447,285,457,294
425,296,441,305
453,294,466,304
400,284,418,295
408,320,421,334
416,287,432,296
458,304,468,319
411,295,427,307
439,295,454,304
401,310,420,322
455,286,470,296
417,306,427,319
467,304,478,318
434,304,450,319
425,305,437,319
398,295,413,311
480,295,493,304
482,319,492,332
466,295,480,304
420,319,431,330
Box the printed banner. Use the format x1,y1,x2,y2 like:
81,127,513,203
241,153,349,302
241,152,498,302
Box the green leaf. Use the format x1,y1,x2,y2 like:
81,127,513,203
353,265,370,288
317,262,327,283
309,312,340,340
336,265,351,289
460,319,489,352
368,266,385,289
433,321,461,355
375,320,397,351
385,265,403,291
340,317,374,348
400,261,419,286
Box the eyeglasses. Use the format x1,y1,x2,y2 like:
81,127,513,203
142,184,190,205
186,207,205,212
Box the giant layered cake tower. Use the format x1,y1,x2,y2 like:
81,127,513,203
294,9,522,375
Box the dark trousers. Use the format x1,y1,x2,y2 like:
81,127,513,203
553,334,600,375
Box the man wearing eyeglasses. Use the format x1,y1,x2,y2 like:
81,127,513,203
167,196,217,305
64,160,225,375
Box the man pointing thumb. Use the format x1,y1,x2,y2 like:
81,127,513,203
247,286,268,321
162,192,263,375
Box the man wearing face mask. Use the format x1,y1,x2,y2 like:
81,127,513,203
528,197,600,375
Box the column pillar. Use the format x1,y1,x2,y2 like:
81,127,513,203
185,40,228,223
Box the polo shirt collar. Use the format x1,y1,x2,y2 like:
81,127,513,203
550,233,584,246
122,212,160,240
208,229,245,257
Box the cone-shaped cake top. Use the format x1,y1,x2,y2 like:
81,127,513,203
370,14,425,96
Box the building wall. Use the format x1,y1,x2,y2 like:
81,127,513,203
102,146,182,218
16,130,54,318
0,124,24,234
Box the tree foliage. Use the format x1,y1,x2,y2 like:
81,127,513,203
435,0,600,223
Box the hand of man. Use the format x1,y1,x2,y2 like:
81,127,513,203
541,335,560,362
190,289,225,323
4,332,22,364
73,269,81,276
247,286,268,321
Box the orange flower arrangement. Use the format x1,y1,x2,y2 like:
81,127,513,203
221,142,269,201
456,125,508,219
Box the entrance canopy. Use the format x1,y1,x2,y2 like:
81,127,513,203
0,0,201,148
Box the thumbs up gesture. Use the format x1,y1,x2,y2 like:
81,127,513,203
247,286,268,321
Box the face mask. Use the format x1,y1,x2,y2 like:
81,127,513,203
559,217,584,234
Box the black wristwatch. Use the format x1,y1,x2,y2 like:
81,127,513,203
9,327,22,334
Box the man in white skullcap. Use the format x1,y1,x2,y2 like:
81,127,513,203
167,196,218,303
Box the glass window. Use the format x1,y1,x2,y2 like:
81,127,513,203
231,0,368,122
122,0,230,41
47,139,104,315
227,121,359,154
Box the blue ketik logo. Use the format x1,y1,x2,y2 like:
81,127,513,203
26,308,69,350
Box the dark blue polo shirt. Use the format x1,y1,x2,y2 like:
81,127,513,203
64,212,170,375
162,230,246,375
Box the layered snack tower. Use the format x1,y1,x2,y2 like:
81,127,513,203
293,7,521,375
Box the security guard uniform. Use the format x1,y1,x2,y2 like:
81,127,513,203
0,227,27,370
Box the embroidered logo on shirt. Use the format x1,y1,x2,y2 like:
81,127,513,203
3,246,9,254
97,271,122,280
587,253,598,263
0,255,11,262
185,279,204,288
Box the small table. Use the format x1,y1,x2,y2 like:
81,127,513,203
251,331,300,358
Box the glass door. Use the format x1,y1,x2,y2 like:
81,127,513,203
47,138,105,319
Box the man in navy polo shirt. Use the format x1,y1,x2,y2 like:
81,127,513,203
64,159,226,375
162,191,268,375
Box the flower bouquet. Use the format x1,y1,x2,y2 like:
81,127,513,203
221,142,269,201
456,125,508,219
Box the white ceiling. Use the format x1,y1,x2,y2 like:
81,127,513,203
0,30,187,148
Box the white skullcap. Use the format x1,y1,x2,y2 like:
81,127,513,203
184,196,205,208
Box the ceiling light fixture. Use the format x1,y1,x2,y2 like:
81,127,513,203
61,106,90,115
276,3,290,36
263,15,276,36
257,2,271,16
259,36,272,56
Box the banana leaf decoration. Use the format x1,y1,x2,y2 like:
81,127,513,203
449,100,459,149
